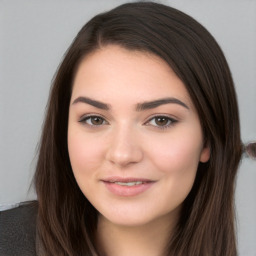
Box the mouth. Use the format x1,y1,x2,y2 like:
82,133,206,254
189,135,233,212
102,177,154,185
108,181,146,186
101,177,155,196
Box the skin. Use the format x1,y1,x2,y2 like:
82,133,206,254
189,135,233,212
68,45,210,256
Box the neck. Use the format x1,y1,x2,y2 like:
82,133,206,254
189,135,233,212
96,211,179,256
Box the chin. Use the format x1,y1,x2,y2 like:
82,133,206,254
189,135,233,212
102,214,157,227
98,205,179,229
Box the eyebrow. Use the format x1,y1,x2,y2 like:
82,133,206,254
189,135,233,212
136,97,189,111
72,96,189,111
72,96,110,110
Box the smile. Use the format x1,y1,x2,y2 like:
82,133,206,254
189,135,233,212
102,177,155,197
110,181,145,186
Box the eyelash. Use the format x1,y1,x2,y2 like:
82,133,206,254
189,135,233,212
145,115,178,130
78,114,178,130
79,115,108,127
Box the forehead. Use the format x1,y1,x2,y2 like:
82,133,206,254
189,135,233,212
72,45,193,108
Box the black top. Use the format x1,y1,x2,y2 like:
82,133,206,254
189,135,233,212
0,201,38,256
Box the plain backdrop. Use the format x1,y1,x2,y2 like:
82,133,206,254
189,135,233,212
0,0,255,255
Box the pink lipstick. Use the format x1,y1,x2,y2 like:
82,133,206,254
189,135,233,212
101,177,155,197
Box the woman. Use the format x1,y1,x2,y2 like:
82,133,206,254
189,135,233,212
1,1,254,256
34,2,241,255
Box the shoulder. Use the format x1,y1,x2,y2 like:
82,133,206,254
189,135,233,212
0,201,38,256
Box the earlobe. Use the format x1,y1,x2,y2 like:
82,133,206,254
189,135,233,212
200,145,210,163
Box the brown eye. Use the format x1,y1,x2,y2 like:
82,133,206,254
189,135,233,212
146,116,177,129
79,116,107,126
155,117,169,126
91,116,104,125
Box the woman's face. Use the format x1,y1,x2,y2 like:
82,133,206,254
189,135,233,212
68,45,210,227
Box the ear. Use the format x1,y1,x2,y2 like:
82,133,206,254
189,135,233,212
199,144,210,163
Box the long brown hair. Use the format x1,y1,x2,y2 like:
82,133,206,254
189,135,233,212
34,2,242,255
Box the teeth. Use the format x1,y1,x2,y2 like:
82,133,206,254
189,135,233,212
114,181,143,186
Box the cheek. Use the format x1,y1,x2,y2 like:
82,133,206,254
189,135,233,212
68,130,104,177
148,134,203,209
147,130,203,177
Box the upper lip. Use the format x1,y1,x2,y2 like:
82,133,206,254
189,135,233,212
101,176,155,183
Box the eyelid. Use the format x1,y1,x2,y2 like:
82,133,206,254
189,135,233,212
144,114,178,129
78,113,178,129
78,114,109,126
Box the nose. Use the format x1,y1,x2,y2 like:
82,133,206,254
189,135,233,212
106,125,143,167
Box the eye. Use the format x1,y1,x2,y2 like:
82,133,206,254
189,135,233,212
146,116,177,129
79,115,108,126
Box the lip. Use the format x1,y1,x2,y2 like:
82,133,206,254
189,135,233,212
101,176,155,197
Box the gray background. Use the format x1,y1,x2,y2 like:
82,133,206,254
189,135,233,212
0,0,255,255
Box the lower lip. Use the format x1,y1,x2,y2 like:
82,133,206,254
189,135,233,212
103,181,155,197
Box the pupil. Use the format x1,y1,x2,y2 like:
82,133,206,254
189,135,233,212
92,117,103,125
156,117,168,126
